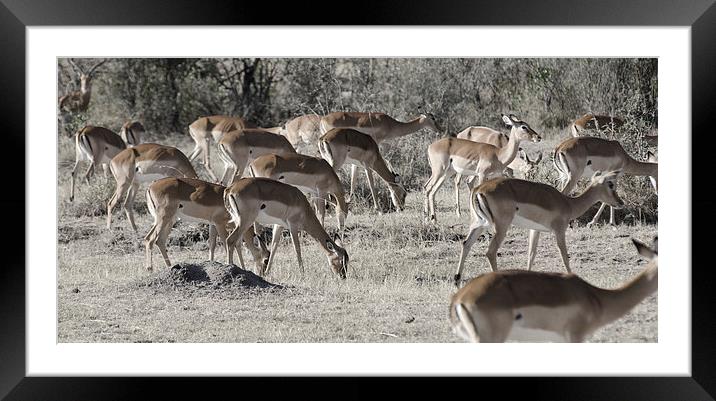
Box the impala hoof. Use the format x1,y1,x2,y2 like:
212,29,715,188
453,274,461,284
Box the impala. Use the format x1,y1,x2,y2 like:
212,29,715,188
450,236,657,343
570,113,625,137
553,136,658,227
320,111,440,201
58,59,106,113
119,121,145,147
107,143,198,231
187,115,254,180
455,170,624,283
69,125,127,202
216,128,297,186
424,114,542,222
144,177,269,271
278,114,323,154
250,153,348,237
318,128,407,212
224,177,349,278
453,124,543,216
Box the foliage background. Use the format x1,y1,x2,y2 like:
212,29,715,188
58,58,658,223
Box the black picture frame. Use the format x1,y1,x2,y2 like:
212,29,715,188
2,0,714,399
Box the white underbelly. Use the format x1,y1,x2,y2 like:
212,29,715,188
256,210,286,227
580,156,623,179
135,172,167,183
175,209,208,224
512,214,552,232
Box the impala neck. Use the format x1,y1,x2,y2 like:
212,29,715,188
565,185,606,220
368,154,399,186
595,261,658,325
384,117,429,140
624,157,657,177
303,212,336,256
496,127,522,165
81,78,91,94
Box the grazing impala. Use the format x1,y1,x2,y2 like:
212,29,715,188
320,111,440,201
187,115,254,180
450,236,657,343
217,128,297,186
455,170,624,283
250,153,348,237
553,136,657,227
58,59,106,113
278,114,323,154
570,114,625,137
69,125,127,202
453,124,543,216
119,121,145,147
224,178,349,278
424,114,542,222
319,128,407,212
144,177,269,271
107,143,198,231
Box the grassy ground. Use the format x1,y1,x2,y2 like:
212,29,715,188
58,176,658,343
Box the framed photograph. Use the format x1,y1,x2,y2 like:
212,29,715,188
3,0,714,398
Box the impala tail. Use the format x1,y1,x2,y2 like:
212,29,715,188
455,303,480,343
76,129,94,161
318,140,334,167
145,188,157,220
470,191,494,226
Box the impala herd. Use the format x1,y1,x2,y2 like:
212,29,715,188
64,109,658,343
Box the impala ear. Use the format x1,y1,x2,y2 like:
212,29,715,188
632,238,658,259
501,114,513,126
326,239,336,252
518,148,527,159
333,233,344,248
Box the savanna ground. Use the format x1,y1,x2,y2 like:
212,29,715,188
57,58,657,342
57,136,657,343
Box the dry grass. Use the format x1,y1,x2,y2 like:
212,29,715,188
58,183,657,343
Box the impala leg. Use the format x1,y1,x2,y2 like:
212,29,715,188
219,163,234,187
265,224,284,276
289,228,304,276
122,182,139,232
107,180,132,229
226,216,253,268
554,228,571,273
348,164,358,203
208,224,218,262
455,219,488,283
202,138,218,181
587,202,609,228
102,163,109,179
144,206,175,270
363,167,380,211
69,158,82,202
454,173,463,217
144,221,159,270
82,161,95,184
527,229,541,270
187,143,202,162
428,172,449,221
609,206,616,226
485,223,509,272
